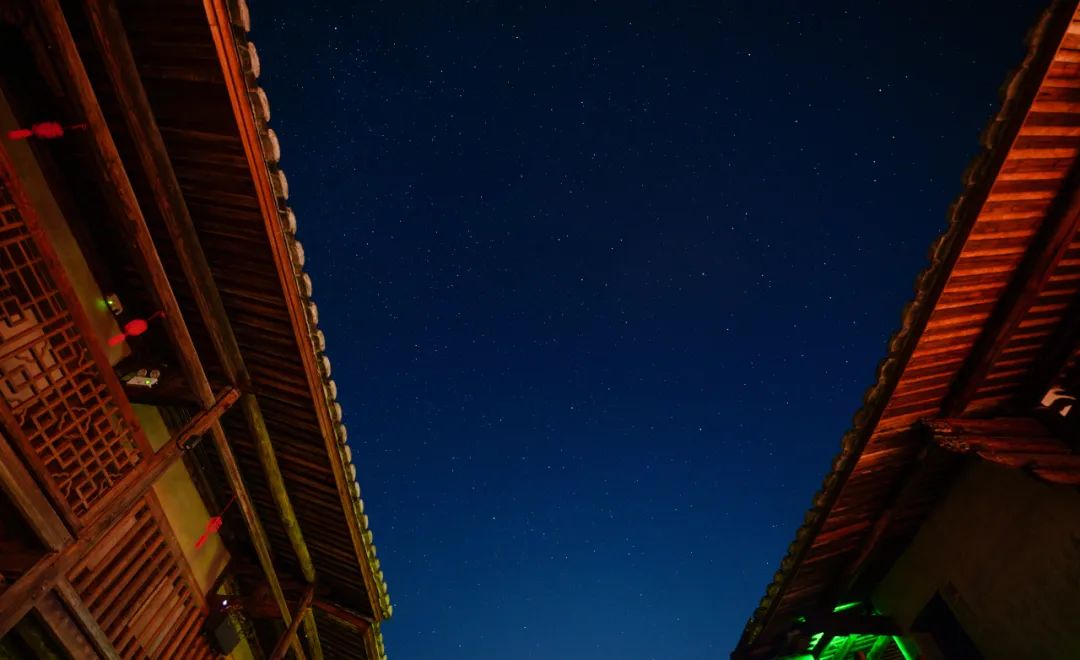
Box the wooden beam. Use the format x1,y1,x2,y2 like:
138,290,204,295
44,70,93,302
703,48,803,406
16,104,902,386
922,416,1080,485
79,2,327,655
311,598,374,633
0,388,237,637
35,591,101,660
270,584,315,660
27,3,306,658
241,593,373,633
53,579,119,660
942,160,1080,416
924,416,1061,451
0,430,70,552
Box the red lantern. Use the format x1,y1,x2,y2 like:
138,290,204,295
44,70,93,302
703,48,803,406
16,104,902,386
6,121,87,141
124,318,149,336
194,495,236,550
107,311,163,346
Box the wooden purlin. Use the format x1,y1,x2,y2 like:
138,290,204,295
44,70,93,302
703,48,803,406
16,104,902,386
27,2,306,656
81,1,325,655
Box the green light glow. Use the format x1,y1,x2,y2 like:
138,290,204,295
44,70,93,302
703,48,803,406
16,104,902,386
95,298,108,311
832,601,861,613
892,636,919,660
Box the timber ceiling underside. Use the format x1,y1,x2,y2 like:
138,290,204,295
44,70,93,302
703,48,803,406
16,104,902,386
32,0,385,656
739,2,1080,656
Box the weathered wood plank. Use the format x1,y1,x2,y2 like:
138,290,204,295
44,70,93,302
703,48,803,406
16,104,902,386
270,584,315,660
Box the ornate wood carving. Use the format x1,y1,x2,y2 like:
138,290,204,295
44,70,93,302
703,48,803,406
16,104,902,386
0,146,149,524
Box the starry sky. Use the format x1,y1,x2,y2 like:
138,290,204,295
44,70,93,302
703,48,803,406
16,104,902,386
250,2,1044,658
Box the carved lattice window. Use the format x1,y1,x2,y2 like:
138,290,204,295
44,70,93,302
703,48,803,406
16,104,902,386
0,147,144,521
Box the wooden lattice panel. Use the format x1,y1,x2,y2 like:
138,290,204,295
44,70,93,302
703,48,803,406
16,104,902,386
66,497,213,659
0,146,144,521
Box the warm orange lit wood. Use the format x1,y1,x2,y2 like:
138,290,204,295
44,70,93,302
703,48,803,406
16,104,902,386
943,163,1080,415
80,1,327,654
243,592,373,633
29,2,307,656
270,584,315,660
0,387,237,636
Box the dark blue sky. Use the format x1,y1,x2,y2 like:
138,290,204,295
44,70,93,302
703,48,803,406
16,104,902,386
251,2,1043,657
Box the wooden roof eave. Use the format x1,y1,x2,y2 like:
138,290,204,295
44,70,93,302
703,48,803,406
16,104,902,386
203,0,392,633
732,2,1078,656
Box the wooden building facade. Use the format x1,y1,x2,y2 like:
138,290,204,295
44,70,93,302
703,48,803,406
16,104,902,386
732,2,1080,659
0,0,390,657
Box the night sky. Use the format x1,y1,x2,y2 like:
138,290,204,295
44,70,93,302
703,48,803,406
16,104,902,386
250,2,1044,658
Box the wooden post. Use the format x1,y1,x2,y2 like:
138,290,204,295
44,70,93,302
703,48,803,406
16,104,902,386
270,584,315,660
53,580,119,660
79,1,326,655
35,591,103,660
28,2,307,657
0,388,238,637
0,432,70,552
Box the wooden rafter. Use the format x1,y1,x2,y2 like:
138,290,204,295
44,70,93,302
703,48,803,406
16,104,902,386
53,579,118,660
943,160,1080,416
270,584,315,660
78,1,327,655
35,591,104,660
0,387,236,636
27,2,308,657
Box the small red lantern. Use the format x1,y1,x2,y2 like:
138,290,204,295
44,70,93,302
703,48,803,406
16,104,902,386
195,495,236,550
108,311,163,346
6,121,87,141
